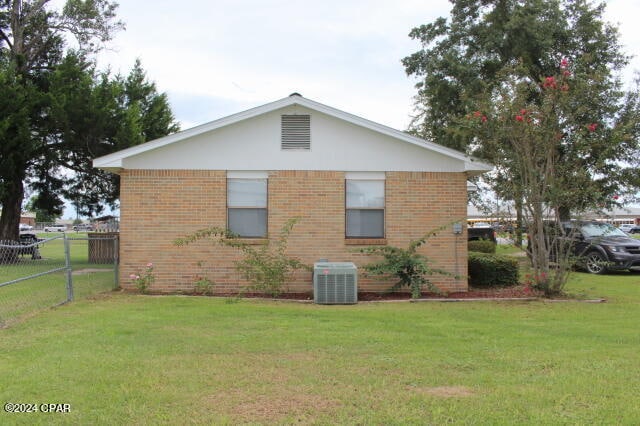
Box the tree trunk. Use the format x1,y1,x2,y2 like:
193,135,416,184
0,178,24,241
514,197,523,248
558,205,571,222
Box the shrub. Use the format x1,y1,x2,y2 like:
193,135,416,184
358,225,454,299
130,262,155,293
468,252,518,288
175,218,310,297
193,276,214,295
468,239,497,254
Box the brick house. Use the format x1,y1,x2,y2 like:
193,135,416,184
94,94,491,294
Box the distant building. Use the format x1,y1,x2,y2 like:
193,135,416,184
20,212,36,226
468,204,640,226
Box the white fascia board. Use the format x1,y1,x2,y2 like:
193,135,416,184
93,93,493,174
464,159,493,175
293,96,492,172
93,97,296,169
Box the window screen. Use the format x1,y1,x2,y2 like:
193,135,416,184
227,178,267,237
346,180,384,238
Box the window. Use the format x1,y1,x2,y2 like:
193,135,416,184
281,114,311,150
227,176,267,238
346,178,384,238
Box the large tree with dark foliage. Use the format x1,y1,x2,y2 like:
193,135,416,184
0,1,178,240
402,0,640,221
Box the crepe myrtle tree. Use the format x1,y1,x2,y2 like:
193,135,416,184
403,0,640,245
463,60,601,295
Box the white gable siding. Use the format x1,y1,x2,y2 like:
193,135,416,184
122,105,463,172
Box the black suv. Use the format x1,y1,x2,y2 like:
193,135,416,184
562,221,640,274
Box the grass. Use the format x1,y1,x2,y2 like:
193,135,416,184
1,271,639,424
0,234,115,323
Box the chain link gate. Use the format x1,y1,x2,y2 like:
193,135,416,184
0,233,119,327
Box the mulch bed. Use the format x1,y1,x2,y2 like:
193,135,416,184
210,285,546,301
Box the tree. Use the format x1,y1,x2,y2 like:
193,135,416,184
56,58,180,217
402,0,640,222
465,62,584,294
24,193,62,223
0,1,178,240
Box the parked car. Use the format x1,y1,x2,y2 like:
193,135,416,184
19,223,34,231
628,226,640,235
562,221,640,274
468,226,497,243
73,224,94,231
619,224,635,233
43,224,67,232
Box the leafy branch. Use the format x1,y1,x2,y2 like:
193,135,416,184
174,218,310,297
357,222,458,299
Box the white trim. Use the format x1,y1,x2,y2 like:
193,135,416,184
227,171,268,179
345,172,385,180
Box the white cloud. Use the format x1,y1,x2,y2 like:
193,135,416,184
81,0,639,133
93,0,454,130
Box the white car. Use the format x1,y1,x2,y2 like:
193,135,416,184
19,223,34,231
43,224,67,232
619,224,635,233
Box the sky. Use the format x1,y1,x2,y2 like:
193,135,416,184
92,0,640,132
58,0,640,218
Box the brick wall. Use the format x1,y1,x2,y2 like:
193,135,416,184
119,170,468,294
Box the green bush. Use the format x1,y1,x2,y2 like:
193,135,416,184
468,239,497,254
468,252,518,288
358,224,454,299
175,218,310,297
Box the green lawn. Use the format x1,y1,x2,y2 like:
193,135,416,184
1,271,639,424
0,235,116,324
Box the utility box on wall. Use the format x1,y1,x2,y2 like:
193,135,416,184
313,262,358,304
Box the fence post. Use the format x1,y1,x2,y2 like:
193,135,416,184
113,235,119,289
64,234,74,302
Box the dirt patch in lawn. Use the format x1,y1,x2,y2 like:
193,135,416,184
207,387,339,423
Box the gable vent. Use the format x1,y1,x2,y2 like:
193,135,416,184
281,114,310,150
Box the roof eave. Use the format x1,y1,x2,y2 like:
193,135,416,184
92,94,497,172
464,159,493,176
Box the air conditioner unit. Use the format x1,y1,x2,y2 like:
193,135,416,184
313,262,357,304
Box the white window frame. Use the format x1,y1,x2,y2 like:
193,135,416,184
345,172,385,238
227,171,268,238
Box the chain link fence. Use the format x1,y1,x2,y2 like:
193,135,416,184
0,233,119,327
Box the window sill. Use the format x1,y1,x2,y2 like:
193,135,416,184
344,238,387,246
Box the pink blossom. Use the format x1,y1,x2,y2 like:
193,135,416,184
129,274,137,279
146,262,153,268
543,76,557,89
587,123,598,132
481,115,487,122
515,115,524,122
560,58,569,69
520,109,527,115
473,110,482,117
562,70,571,77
